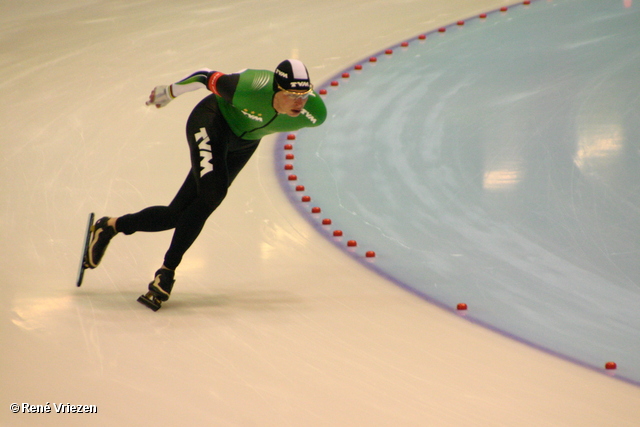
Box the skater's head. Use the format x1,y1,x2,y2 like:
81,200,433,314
274,59,312,93
273,59,313,117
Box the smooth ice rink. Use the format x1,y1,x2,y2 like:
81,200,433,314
284,0,640,386
2,1,640,426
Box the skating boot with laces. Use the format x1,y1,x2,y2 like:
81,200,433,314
137,268,175,311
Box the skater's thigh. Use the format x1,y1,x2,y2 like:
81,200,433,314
168,173,199,212
193,141,258,212
197,165,230,209
169,143,229,216
226,143,259,185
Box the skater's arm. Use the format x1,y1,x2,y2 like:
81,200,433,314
146,70,239,108
170,70,238,101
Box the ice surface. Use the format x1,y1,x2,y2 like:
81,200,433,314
2,1,640,426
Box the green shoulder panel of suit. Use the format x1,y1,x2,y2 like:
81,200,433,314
217,69,327,140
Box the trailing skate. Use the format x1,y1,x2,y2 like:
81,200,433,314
137,268,175,311
77,215,117,287
85,216,117,268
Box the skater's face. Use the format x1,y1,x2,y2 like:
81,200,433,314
273,89,310,117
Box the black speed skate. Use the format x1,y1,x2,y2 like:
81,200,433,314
77,215,117,287
137,268,175,311
85,216,117,268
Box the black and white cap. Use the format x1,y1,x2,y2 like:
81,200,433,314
274,59,312,92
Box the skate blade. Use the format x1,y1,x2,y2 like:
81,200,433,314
76,212,95,287
137,293,162,311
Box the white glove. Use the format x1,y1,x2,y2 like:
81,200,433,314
146,85,174,108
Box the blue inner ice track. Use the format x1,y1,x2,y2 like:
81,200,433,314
276,0,640,386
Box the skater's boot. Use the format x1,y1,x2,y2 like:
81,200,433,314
86,217,117,268
148,268,175,302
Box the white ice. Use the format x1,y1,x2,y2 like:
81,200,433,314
2,1,640,426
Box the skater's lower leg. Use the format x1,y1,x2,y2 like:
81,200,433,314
107,217,118,232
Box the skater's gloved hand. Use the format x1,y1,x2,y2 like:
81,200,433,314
146,85,174,108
